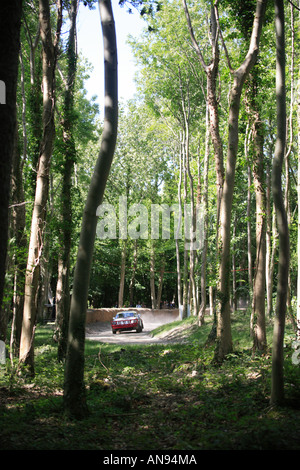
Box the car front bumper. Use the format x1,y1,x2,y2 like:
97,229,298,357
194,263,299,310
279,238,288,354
111,321,139,332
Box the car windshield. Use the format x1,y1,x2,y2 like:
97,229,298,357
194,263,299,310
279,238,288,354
115,311,136,319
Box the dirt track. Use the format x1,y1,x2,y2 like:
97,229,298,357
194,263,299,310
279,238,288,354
85,309,180,344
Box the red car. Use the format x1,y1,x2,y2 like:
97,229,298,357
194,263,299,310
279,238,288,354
111,311,144,334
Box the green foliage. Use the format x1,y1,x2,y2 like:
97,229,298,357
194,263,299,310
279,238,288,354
119,0,162,17
0,314,300,450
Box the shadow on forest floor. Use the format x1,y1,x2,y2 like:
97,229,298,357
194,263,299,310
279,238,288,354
1,312,300,451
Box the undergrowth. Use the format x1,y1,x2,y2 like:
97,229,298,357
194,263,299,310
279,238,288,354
0,311,300,450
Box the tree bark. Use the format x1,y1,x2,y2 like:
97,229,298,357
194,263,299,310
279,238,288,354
157,259,165,309
176,139,182,313
215,0,267,362
182,0,224,227
129,240,137,306
232,217,237,311
19,0,62,374
271,0,289,406
150,244,157,309
245,124,253,293
63,0,118,419
245,73,267,351
198,100,209,325
55,0,78,361
297,37,300,339
10,129,27,357
118,241,127,308
266,159,274,317
182,133,189,319
181,82,197,316
251,110,267,351
181,0,224,328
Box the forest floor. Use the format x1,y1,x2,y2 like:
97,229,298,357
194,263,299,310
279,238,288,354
1,311,300,453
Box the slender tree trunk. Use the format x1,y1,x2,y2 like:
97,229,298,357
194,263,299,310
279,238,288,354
55,254,70,360
129,240,137,306
64,0,118,419
150,244,157,309
55,0,78,361
118,241,126,308
251,138,267,350
215,0,267,362
271,0,289,406
182,91,197,316
176,239,182,312
266,159,274,317
209,286,214,316
10,129,27,357
182,0,223,329
11,47,28,348
297,38,300,339
284,2,294,320
245,124,253,296
19,0,62,373
232,217,237,311
251,185,267,350
27,57,43,196
176,140,182,313
182,134,189,318
0,1,22,313
23,11,41,195
247,163,253,286
246,76,267,351
198,101,209,325
182,0,224,229
157,259,165,309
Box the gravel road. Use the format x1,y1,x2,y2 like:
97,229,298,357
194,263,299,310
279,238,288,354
85,311,179,344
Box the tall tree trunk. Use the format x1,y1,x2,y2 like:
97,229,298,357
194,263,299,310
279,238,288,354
129,240,137,306
245,124,253,295
198,100,209,325
0,0,22,313
181,82,197,316
150,244,157,309
176,238,182,311
215,0,267,362
182,0,223,328
251,105,267,351
182,0,224,228
266,159,274,317
271,0,289,406
64,0,118,419
182,133,189,318
54,0,78,361
297,29,300,339
176,139,182,313
55,254,70,360
23,11,42,196
118,241,126,308
10,129,27,357
245,73,267,350
157,259,165,309
232,217,237,311
19,0,62,374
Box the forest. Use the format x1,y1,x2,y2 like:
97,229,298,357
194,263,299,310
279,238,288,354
0,0,300,452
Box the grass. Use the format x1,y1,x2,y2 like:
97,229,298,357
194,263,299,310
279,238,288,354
0,311,300,450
